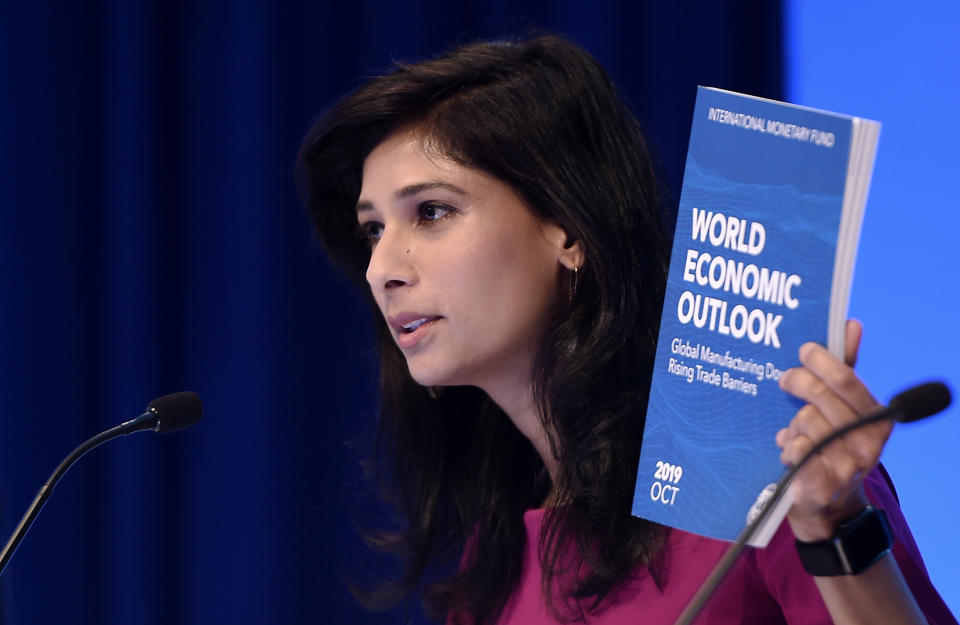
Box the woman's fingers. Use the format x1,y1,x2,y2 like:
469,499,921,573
777,321,892,539
780,363,858,427
845,318,863,367
779,359,889,469
795,341,879,418
779,405,832,463
779,406,866,486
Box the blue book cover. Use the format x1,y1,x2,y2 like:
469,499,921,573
630,87,879,545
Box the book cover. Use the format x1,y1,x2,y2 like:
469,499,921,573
630,87,879,545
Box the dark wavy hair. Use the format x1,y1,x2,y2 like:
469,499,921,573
296,34,672,624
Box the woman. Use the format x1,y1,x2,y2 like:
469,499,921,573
297,35,953,625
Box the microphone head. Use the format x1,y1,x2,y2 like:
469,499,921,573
888,381,952,423
147,391,203,433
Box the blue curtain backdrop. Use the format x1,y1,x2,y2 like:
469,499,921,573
0,2,784,624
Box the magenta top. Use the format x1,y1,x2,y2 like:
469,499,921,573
477,467,957,625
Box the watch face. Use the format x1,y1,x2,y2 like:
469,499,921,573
842,507,893,572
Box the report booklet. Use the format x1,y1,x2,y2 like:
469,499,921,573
630,87,880,546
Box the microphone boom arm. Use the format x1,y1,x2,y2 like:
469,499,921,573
0,392,201,577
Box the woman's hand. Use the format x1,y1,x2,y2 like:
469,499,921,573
775,320,892,541
776,320,928,624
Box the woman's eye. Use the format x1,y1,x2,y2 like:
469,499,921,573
419,202,453,222
360,221,384,242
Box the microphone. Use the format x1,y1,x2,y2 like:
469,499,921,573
120,391,204,434
885,381,951,423
0,392,203,576
672,381,952,625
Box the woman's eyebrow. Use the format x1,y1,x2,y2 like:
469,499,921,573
396,181,466,198
356,181,467,214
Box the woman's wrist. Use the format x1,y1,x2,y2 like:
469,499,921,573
795,505,894,576
787,489,871,542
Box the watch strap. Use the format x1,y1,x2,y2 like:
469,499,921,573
795,506,894,576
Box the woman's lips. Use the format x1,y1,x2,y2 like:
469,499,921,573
388,314,443,349
397,317,441,349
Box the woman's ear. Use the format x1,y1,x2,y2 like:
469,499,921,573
540,222,585,270
558,242,584,272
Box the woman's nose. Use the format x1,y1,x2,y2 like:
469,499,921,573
365,227,416,293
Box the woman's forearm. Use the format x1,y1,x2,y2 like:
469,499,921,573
812,553,926,625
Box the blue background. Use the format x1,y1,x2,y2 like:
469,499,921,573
787,0,960,615
0,1,954,623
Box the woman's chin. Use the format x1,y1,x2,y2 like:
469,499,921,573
406,361,467,389
405,363,446,388
409,371,452,389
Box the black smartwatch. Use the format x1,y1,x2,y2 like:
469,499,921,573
795,506,894,576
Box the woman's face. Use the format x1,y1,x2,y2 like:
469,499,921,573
357,131,570,393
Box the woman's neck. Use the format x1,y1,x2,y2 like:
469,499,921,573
483,377,560,484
